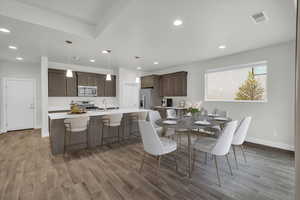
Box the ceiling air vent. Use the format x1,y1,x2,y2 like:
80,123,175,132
251,11,268,24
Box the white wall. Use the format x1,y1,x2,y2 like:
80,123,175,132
152,41,295,150
118,68,140,108
0,60,41,132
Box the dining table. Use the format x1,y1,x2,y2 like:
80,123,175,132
155,114,231,178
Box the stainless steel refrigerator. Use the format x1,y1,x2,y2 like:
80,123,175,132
140,88,153,109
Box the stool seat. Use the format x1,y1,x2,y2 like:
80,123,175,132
101,114,123,145
64,116,90,152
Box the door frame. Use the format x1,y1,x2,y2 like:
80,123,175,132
2,78,37,133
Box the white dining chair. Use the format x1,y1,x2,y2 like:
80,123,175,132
64,116,90,152
138,120,178,175
232,116,252,168
213,108,228,117
101,114,123,145
192,120,238,186
148,110,164,136
166,109,177,119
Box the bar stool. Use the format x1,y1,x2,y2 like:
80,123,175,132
127,113,140,139
64,116,90,153
101,114,123,145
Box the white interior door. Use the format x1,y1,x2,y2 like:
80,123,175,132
6,79,35,131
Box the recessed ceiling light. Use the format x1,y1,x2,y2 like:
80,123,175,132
137,66,142,70
218,45,226,49
0,28,10,33
90,59,95,63
173,19,183,26
16,57,23,61
154,61,159,65
8,45,18,50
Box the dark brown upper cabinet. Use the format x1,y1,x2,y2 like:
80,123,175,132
77,72,97,86
160,71,187,97
48,70,116,97
96,74,105,97
48,69,67,97
66,71,77,96
141,75,158,88
104,75,116,97
48,69,78,97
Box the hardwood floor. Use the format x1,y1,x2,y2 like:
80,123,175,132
0,129,295,200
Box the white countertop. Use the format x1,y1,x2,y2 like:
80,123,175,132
154,106,187,110
48,108,150,120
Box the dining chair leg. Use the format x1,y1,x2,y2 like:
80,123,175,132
214,155,221,187
157,155,162,177
179,135,182,150
232,145,239,169
192,148,196,172
225,154,233,176
174,152,178,172
117,127,120,143
139,152,146,173
240,145,247,163
187,134,192,178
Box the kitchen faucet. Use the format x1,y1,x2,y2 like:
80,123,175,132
102,99,107,110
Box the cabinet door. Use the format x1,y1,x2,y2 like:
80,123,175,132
48,69,66,97
66,71,77,96
96,74,105,97
162,76,173,96
88,74,97,86
104,75,116,97
174,73,187,96
141,76,154,88
77,72,89,86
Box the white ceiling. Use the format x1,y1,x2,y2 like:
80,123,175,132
0,0,296,72
15,0,119,25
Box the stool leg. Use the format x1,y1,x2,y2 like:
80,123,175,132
101,126,104,146
118,126,120,143
86,130,89,149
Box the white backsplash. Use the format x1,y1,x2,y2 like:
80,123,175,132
48,97,119,111
162,96,188,107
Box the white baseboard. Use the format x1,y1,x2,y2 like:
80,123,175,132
246,137,294,151
0,129,7,134
41,130,49,138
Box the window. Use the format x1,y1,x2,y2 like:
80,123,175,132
205,61,267,102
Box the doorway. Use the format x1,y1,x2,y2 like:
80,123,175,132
3,78,36,131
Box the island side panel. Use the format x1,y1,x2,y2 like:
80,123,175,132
50,118,66,154
88,116,102,148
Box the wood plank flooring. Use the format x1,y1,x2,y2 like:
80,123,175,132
0,129,295,200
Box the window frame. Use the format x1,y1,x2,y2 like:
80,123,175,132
204,61,268,103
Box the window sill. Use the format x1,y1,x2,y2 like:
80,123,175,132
204,99,268,103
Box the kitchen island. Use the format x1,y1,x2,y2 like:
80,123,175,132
48,108,149,154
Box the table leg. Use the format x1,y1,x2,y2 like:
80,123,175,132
188,132,192,178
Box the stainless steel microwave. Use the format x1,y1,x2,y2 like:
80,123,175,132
78,86,97,97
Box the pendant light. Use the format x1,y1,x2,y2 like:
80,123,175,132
135,77,140,83
66,69,73,78
106,74,112,81
105,50,112,81
135,56,141,83
65,40,73,78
